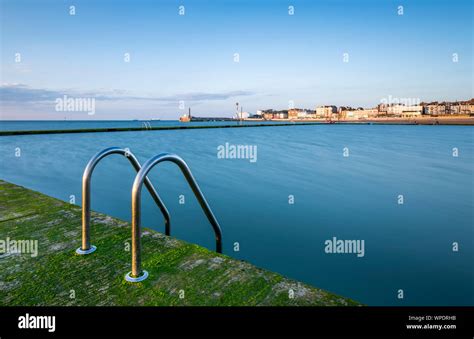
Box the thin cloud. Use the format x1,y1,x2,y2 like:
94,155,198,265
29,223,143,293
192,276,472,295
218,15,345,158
0,84,256,103
0,84,60,102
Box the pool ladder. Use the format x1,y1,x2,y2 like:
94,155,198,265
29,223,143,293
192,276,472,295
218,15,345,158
75,147,223,283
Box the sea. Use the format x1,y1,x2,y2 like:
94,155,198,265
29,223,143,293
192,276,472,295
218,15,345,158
0,120,472,305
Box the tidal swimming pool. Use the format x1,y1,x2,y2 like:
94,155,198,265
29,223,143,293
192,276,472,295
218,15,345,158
1,124,472,305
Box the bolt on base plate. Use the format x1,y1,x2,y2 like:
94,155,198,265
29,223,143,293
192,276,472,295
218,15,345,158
125,270,149,283
75,245,97,255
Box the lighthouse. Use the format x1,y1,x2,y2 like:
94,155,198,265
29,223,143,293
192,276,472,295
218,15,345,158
179,107,192,122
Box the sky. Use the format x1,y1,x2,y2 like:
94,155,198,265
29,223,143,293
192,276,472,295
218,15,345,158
0,0,472,120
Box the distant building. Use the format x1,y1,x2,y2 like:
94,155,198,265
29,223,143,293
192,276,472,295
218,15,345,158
304,109,317,118
255,98,473,121
423,103,442,115
377,104,388,115
399,105,423,117
274,111,288,119
380,104,423,117
424,102,446,115
339,106,355,113
263,113,272,120
288,108,302,119
422,100,474,115
341,108,378,119
459,103,471,115
316,106,337,118
449,104,461,114
262,109,288,119
288,108,316,119
468,104,474,115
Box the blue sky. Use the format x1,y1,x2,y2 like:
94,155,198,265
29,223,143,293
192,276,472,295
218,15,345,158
0,0,472,120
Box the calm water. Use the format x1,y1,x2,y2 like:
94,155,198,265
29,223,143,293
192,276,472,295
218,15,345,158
0,120,292,131
0,122,473,305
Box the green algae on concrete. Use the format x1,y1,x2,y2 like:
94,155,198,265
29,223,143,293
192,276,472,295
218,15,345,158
0,180,360,306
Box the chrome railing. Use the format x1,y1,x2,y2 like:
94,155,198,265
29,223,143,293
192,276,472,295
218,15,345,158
76,147,171,255
125,153,223,282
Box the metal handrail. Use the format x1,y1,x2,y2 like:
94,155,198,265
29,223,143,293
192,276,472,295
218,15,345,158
125,153,223,282
76,147,171,255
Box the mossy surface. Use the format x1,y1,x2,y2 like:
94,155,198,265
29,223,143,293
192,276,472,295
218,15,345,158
0,180,360,306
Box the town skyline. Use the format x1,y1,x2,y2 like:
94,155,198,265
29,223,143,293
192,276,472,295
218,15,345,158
2,94,473,121
1,0,472,120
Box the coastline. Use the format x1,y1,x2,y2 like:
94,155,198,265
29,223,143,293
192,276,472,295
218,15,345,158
247,116,474,125
1,116,473,136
